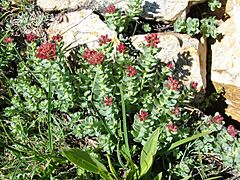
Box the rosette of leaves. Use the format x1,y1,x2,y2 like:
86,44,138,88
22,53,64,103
208,0,222,11
200,16,218,38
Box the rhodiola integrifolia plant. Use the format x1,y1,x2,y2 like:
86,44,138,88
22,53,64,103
1,24,239,180
104,0,143,33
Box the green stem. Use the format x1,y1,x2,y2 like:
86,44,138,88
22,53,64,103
47,67,53,152
119,85,131,160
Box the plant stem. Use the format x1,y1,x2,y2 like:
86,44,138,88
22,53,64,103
119,85,131,160
47,66,53,152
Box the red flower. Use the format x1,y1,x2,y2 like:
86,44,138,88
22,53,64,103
166,62,174,69
167,122,178,132
210,114,224,125
82,48,105,65
227,125,238,137
127,65,137,77
190,81,198,90
105,4,116,14
104,96,113,106
138,110,148,121
36,42,57,60
98,34,111,46
52,34,62,42
117,43,126,53
166,77,180,91
3,37,14,43
144,33,160,48
171,106,180,116
26,32,37,42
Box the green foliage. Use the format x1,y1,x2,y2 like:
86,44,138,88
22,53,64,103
174,17,218,38
62,148,112,179
140,128,160,177
201,16,218,38
104,0,143,33
208,0,222,11
0,2,239,179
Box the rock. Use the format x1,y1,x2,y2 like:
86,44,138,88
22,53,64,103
141,0,206,21
37,0,206,21
47,10,117,50
36,0,126,12
131,32,207,92
211,0,240,121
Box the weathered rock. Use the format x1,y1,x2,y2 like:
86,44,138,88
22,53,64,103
47,10,117,50
36,0,126,12
37,0,206,21
131,32,207,92
141,0,206,21
211,0,240,121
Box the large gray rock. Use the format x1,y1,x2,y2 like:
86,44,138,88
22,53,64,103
131,32,207,92
47,10,117,50
211,0,240,121
37,0,206,21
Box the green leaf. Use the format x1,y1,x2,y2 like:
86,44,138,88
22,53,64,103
140,128,160,177
106,154,121,180
154,172,163,180
168,130,213,152
62,148,112,179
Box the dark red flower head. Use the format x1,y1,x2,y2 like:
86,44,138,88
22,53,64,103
36,42,57,60
210,114,224,125
105,4,116,14
98,34,111,46
82,48,105,65
171,106,180,116
52,34,62,42
227,125,238,137
166,62,174,69
167,122,178,132
144,33,160,48
117,43,126,53
26,32,37,42
190,81,198,90
127,65,137,77
104,96,113,106
166,77,180,91
3,37,14,44
138,110,148,121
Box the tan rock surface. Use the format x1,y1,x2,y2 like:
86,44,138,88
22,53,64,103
211,0,240,121
131,32,207,91
37,0,206,21
47,10,117,50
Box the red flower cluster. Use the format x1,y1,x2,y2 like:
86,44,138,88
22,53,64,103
117,43,126,53
138,110,148,121
144,33,160,48
36,42,57,60
190,81,198,90
26,32,37,42
167,122,178,132
210,114,224,125
166,62,174,69
82,48,105,65
171,106,180,116
98,34,111,46
227,125,238,137
104,96,113,106
3,37,14,43
52,34,62,42
127,65,137,77
166,77,180,91
105,4,116,14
